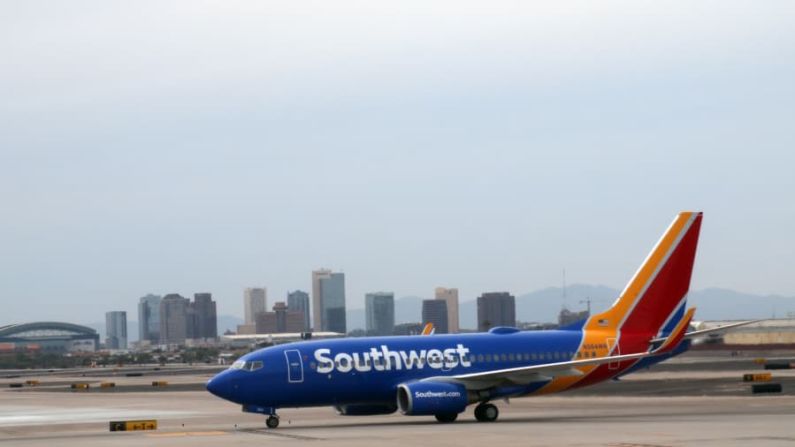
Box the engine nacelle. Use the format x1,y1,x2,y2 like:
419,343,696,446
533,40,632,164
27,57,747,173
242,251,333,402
334,403,398,416
396,381,469,416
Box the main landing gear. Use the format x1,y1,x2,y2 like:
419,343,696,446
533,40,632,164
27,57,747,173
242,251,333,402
265,415,280,429
474,403,499,422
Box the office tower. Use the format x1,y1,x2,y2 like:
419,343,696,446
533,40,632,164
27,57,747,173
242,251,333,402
137,294,161,343
422,299,449,334
287,290,311,332
311,269,331,331
312,269,346,333
159,293,190,344
255,302,304,333
365,292,395,336
192,293,218,340
105,311,127,350
274,301,305,333
477,292,516,332
435,287,460,333
255,311,278,334
321,272,346,333
244,288,267,325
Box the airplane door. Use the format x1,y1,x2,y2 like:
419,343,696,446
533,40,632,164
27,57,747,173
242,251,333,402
284,349,304,383
606,337,620,370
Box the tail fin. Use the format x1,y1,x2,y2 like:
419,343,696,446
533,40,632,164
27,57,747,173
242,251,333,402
586,212,703,342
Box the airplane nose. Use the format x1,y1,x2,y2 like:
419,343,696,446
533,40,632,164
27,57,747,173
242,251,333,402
206,373,232,400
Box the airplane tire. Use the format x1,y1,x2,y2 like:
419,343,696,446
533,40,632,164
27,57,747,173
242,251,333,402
434,413,458,423
474,403,499,422
266,416,280,429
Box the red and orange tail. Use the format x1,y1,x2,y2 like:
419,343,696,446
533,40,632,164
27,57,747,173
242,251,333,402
586,212,703,348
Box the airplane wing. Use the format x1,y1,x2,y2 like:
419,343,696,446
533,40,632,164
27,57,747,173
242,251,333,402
649,318,763,344
429,350,656,389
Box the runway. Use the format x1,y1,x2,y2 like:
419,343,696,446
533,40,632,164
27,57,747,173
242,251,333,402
1,355,794,446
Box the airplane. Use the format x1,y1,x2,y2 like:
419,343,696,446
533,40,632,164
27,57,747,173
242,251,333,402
206,211,749,429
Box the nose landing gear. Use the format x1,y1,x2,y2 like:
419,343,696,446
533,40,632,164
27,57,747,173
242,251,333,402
265,415,280,429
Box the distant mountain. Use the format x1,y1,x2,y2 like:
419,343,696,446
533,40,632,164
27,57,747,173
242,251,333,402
688,288,795,320
344,285,795,331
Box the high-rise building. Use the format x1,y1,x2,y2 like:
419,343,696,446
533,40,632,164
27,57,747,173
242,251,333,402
477,292,516,332
312,269,346,333
255,302,305,334
160,293,190,344
137,294,161,343
422,299,449,334
365,292,395,336
321,272,346,333
105,311,127,350
435,287,460,333
192,293,218,340
244,288,267,325
287,290,311,332
311,269,331,331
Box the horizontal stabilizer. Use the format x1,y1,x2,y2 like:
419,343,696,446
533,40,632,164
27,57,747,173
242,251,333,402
650,319,764,344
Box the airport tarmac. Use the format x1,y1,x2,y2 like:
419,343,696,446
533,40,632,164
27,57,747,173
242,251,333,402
1,390,794,447
1,354,794,446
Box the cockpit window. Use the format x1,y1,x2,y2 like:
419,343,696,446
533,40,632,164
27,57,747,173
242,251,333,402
230,360,263,371
230,360,246,370
247,361,263,371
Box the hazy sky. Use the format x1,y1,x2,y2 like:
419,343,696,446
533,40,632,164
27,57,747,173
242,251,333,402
2,1,794,324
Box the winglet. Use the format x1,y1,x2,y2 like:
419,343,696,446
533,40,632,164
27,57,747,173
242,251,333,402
421,323,435,336
652,307,695,354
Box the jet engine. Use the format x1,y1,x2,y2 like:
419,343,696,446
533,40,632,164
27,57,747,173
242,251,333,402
396,381,470,416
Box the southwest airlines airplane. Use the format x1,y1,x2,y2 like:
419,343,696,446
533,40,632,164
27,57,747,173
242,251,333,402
207,212,744,428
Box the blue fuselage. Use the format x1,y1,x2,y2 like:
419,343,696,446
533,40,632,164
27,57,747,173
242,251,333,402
207,329,685,410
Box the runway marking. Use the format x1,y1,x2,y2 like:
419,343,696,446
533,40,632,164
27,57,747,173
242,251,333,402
147,431,227,438
241,428,320,441
606,444,674,447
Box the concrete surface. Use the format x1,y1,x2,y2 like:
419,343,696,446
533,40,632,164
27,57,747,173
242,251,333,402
2,354,795,446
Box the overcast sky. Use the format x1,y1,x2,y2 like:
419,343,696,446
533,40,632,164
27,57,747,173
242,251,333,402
2,1,794,324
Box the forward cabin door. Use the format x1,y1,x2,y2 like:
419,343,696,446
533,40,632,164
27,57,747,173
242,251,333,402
284,349,304,383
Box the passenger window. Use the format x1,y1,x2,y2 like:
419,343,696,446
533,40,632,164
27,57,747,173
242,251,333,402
531,353,537,360
500,354,507,361
477,354,484,362
485,354,492,362
508,353,515,361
